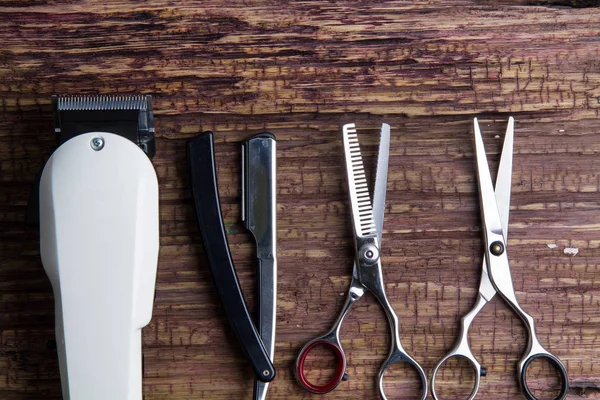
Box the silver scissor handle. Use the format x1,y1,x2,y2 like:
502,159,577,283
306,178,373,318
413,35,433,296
513,308,569,400
369,280,428,400
430,293,489,400
378,344,428,400
518,344,569,400
488,252,569,400
294,272,364,394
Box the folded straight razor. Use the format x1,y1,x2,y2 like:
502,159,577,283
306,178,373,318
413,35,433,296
187,132,277,388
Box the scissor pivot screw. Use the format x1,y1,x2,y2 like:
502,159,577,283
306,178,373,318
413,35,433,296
262,370,270,377
90,136,105,151
490,241,504,256
359,244,379,265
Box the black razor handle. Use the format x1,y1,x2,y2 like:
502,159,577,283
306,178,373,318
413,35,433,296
187,132,275,383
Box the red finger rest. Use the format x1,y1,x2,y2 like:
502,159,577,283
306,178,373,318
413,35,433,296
297,340,346,394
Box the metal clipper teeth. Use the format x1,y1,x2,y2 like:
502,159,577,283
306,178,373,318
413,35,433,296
51,94,155,158
56,95,150,111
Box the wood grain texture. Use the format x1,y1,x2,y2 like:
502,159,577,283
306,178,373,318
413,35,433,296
1,1,600,399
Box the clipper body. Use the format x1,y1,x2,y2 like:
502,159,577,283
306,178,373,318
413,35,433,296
39,96,159,400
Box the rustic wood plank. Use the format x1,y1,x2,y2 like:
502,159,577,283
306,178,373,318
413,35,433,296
1,1,600,399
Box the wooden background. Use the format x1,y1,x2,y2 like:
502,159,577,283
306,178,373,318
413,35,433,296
1,0,600,399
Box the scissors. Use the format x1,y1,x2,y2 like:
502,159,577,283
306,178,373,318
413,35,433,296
430,117,569,400
294,123,428,400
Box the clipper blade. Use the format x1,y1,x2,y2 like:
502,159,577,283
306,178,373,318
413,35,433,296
56,95,150,111
52,94,155,157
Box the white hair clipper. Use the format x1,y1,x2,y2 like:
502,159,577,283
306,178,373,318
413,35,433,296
37,95,159,400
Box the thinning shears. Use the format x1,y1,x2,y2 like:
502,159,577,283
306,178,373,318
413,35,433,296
294,123,428,400
430,118,569,400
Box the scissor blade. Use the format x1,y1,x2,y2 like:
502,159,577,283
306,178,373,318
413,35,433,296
342,123,377,238
373,123,390,244
473,118,504,237
495,117,514,241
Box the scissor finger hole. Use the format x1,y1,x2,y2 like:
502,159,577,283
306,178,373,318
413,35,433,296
381,362,425,400
304,344,342,386
432,356,477,400
522,355,568,400
296,340,346,393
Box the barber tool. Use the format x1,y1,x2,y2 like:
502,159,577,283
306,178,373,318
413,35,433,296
242,134,278,400
294,123,428,400
39,95,159,400
187,132,277,392
430,117,568,400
